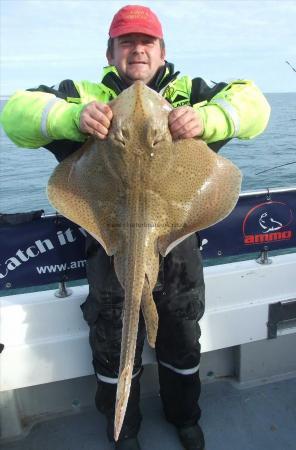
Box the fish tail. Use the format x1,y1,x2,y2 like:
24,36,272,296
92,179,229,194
113,230,146,441
114,363,133,441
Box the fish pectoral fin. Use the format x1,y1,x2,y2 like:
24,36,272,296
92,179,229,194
141,276,159,348
114,364,132,441
157,139,242,257
47,138,121,255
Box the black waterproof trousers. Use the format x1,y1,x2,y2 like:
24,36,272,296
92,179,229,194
80,233,205,442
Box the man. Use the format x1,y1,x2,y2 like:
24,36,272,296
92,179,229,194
0,5,270,450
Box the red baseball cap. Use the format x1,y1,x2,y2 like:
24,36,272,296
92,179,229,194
109,5,163,39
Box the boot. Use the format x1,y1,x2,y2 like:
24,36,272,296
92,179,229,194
114,436,141,449
177,423,205,450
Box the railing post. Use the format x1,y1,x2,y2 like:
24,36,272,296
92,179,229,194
54,280,72,298
256,246,272,265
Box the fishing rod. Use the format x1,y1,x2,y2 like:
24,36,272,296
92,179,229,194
255,63,295,175
286,60,296,73
255,161,296,175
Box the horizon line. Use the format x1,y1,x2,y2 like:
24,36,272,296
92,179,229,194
1,91,296,99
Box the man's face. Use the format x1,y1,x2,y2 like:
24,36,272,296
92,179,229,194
107,33,166,85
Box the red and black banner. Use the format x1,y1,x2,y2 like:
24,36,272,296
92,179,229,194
199,188,296,257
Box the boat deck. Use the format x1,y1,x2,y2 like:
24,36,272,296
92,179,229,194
2,375,295,450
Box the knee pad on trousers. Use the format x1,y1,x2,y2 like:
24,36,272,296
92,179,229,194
155,289,203,370
89,307,146,379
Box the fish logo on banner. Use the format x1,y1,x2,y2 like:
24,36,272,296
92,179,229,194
243,201,294,245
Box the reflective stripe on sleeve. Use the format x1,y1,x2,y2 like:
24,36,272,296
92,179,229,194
96,367,142,384
159,360,200,375
212,98,240,137
40,97,63,138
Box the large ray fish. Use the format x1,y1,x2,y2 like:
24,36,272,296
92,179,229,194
47,81,242,440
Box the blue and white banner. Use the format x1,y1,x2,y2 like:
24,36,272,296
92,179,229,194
0,189,295,290
0,214,87,290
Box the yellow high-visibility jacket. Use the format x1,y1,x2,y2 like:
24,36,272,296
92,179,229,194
0,63,270,160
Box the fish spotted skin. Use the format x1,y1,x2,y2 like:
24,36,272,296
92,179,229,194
47,81,242,440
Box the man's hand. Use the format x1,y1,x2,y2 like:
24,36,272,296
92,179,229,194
168,106,204,140
79,101,113,139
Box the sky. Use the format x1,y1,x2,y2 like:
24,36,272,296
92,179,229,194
1,0,296,95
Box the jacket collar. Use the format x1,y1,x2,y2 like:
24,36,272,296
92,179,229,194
100,62,179,96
